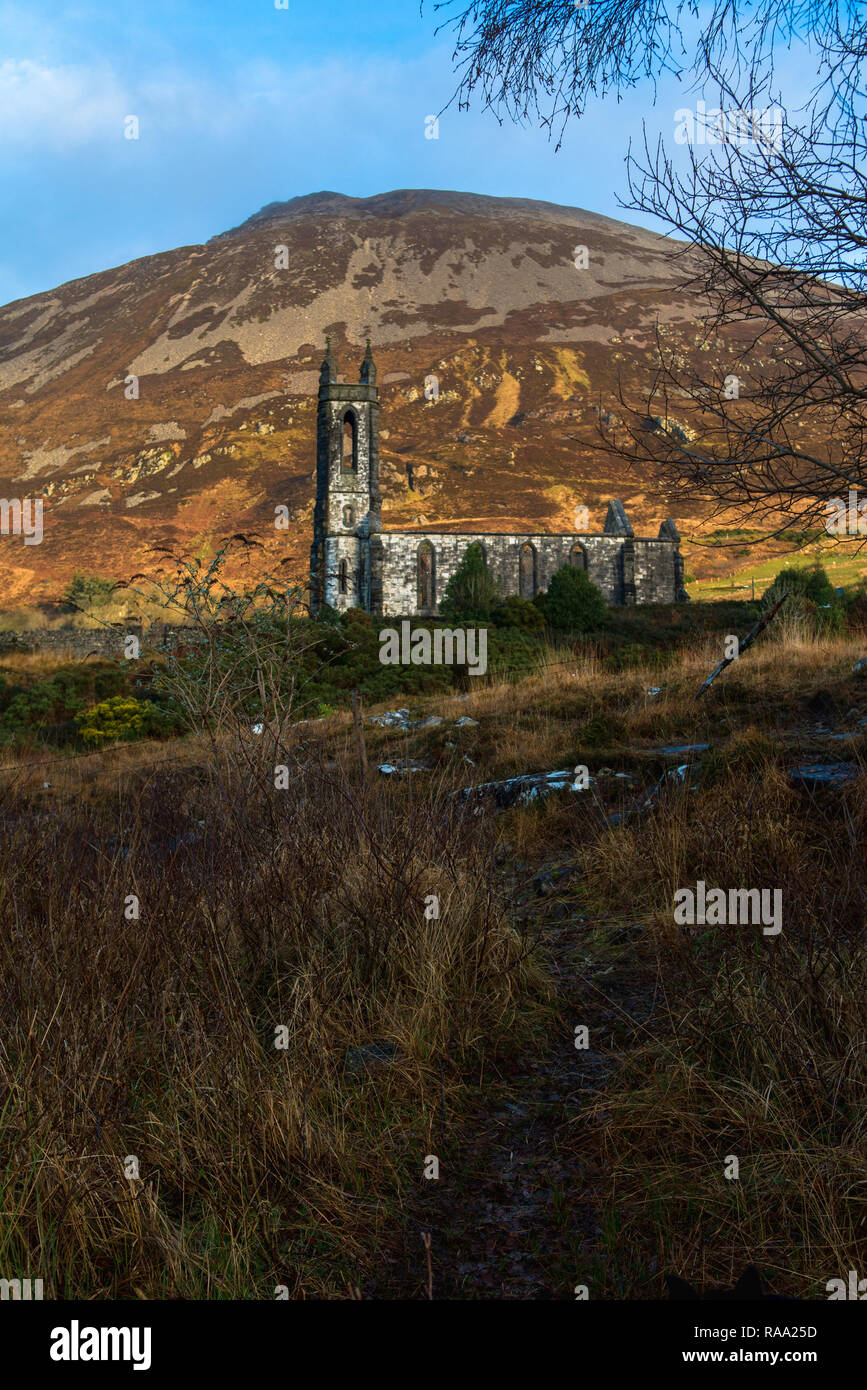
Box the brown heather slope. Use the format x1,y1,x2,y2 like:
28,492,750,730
0,188,789,608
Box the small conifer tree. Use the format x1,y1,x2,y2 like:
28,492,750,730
439,543,501,621
544,564,606,632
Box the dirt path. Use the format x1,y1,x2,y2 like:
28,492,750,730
371,860,656,1299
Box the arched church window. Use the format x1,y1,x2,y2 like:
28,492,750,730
343,504,355,528
338,558,348,595
519,543,536,600
342,411,358,472
570,543,587,571
418,540,436,611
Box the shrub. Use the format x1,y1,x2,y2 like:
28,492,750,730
75,696,177,746
342,606,373,630
485,627,547,681
764,561,836,608
610,641,653,670
492,594,546,631
1,680,83,731
763,562,844,635
579,713,627,748
60,571,117,613
777,527,824,546
439,543,502,622
842,581,867,633
0,663,130,741
544,564,607,632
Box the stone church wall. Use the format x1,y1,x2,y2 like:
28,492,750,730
374,531,680,616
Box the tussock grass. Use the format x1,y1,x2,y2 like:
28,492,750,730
0,749,545,1298
329,631,867,1298
1,624,864,1298
541,648,867,1298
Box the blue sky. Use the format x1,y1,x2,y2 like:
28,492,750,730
0,0,808,306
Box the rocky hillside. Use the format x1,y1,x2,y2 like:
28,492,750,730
0,188,761,609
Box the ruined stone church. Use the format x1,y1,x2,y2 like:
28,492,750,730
309,340,688,617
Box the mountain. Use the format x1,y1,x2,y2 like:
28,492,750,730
0,188,722,609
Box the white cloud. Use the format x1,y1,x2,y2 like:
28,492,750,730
0,50,445,150
0,58,130,148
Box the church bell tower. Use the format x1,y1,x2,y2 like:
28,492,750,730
309,338,381,614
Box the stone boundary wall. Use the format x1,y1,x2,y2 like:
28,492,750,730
0,623,196,659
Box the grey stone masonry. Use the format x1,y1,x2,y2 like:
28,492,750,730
373,531,682,614
0,625,144,659
309,338,381,614
307,340,688,617
0,622,199,659
604,499,634,537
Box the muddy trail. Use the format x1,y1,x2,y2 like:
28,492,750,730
370,859,660,1300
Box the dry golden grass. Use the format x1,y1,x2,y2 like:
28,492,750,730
352,629,866,1298
0,742,548,1298
349,631,866,785
0,626,864,1298
506,636,866,1299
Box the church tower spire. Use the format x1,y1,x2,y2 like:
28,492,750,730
360,338,377,386
319,336,338,386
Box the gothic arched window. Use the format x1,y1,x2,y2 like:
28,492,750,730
342,504,355,528
519,543,536,600
338,558,349,595
342,411,358,472
570,542,587,571
418,540,436,612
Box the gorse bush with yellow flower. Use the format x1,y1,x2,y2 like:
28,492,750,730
75,695,177,747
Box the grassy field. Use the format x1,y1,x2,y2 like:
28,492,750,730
0,612,865,1298
687,535,867,600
